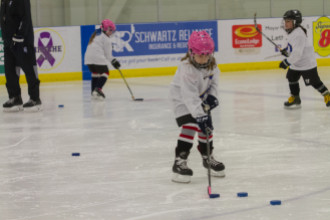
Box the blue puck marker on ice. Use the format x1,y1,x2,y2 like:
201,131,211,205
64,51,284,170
270,200,282,205
72,153,80,156
58,104,64,108
237,192,248,197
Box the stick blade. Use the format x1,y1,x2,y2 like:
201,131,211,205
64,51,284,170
207,186,220,198
209,194,220,199
134,98,144,101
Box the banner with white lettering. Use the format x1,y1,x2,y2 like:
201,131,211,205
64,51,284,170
112,21,218,56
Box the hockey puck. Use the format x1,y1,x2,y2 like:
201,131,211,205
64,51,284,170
209,194,220,198
58,104,64,108
72,153,80,156
237,192,248,197
270,200,282,205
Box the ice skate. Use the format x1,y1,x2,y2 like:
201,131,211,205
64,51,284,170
324,93,330,107
284,95,301,109
202,155,225,177
3,96,23,112
23,99,42,112
92,87,105,101
172,156,193,183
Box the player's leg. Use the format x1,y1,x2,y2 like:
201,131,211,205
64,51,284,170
304,67,330,107
13,44,41,111
88,65,99,93
91,65,109,100
197,131,225,177
285,69,301,109
172,123,196,183
3,47,23,112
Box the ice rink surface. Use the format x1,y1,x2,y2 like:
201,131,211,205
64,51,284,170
1,68,330,220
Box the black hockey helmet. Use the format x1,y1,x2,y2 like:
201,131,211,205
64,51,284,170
283,10,302,26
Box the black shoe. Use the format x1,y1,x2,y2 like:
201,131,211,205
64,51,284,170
202,155,225,177
172,157,193,176
23,99,42,112
3,96,23,112
284,95,301,109
202,155,225,171
172,152,193,183
92,88,105,100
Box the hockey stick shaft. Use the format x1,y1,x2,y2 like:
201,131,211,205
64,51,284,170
264,53,283,60
117,68,136,100
205,121,219,198
254,13,281,50
206,128,212,189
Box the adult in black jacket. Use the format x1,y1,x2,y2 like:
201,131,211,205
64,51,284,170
0,0,41,112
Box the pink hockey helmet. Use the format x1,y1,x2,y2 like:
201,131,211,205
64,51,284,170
101,19,116,32
188,31,214,55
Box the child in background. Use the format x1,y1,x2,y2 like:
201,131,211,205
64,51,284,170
280,10,330,108
84,19,121,100
169,31,225,183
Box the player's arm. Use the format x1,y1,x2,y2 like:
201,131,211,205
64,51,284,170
203,68,220,111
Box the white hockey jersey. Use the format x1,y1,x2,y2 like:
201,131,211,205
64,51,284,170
286,27,317,70
169,60,220,119
84,30,114,69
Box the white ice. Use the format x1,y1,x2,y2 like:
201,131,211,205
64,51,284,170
0,68,330,220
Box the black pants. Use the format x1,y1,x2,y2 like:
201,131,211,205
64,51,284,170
87,64,109,73
286,67,329,96
286,67,321,86
87,64,109,92
4,43,40,100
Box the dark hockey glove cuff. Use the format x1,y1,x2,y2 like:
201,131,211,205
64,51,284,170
279,59,290,69
280,49,289,57
203,94,219,112
111,59,121,69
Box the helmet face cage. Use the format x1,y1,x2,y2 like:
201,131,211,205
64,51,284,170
189,52,213,69
283,10,302,33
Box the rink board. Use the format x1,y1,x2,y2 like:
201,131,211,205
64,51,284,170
0,16,329,84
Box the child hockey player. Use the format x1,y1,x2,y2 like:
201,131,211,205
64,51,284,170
280,10,330,108
84,19,121,100
169,31,225,183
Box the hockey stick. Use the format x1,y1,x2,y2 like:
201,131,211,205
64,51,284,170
264,53,283,60
206,127,220,199
254,13,282,51
117,69,144,101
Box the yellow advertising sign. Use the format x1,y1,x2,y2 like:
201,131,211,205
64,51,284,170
313,16,330,57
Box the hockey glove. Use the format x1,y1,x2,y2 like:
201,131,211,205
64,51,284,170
202,94,219,112
196,115,213,135
280,49,289,57
111,59,121,69
279,59,290,69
